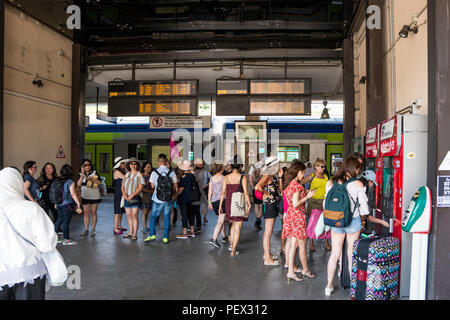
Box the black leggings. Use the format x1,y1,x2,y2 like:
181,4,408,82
0,275,46,300
179,202,195,229
192,204,202,228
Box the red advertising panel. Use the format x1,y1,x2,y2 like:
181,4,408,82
379,115,402,157
365,125,379,158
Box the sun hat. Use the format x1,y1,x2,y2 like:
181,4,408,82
178,160,192,171
362,170,377,186
113,157,128,169
194,158,204,167
261,156,280,176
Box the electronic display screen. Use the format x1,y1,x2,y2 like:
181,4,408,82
249,97,311,115
250,79,311,95
138,100,193,115
138,80,197,96
216,79,248,95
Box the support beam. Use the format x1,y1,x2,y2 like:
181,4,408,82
427,0,450,300
84,48,343,66
71,43,86,173
365,0,383,128
343,38,355,157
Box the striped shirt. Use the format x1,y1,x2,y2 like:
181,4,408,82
123,171,146,196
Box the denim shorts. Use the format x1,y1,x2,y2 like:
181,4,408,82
331,216,362,234
124,199,141,209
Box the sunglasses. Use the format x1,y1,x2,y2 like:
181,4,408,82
317,165,326,169
130,163,138,166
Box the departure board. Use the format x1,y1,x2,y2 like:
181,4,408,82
250,79,311,95
138,100,192,115
108,79,198,116
249,97,311,115
139,80,197,96
216,79,248,95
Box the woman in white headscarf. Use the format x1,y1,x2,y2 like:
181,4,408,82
0,167,57,300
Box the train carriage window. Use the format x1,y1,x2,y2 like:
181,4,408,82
99,153,110,174
276,146,300,163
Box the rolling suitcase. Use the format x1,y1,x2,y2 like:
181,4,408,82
350,236,400,300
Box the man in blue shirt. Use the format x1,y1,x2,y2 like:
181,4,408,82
144,154,178,244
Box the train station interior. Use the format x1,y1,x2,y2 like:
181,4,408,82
0,0,449,301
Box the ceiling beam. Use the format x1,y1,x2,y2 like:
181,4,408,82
84,48,343,65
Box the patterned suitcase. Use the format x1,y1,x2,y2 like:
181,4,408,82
350,236,400,300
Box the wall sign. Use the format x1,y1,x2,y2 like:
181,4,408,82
437,176,450,207
56,145,66,159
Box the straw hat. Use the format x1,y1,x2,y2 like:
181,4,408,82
178,160,192,171
113,156,127,169
194,158,204,167
261,156,280,176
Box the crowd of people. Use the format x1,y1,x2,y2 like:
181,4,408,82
1,150,390,299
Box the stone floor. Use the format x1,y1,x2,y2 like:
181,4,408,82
46,194,348,300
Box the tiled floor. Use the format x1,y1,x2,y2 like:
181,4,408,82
46,195,348,300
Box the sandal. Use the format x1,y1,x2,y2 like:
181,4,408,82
123,234,131,238
287,275,304,282
302,270,316,279
284,264,302,273
264,260,281,266
231,250,240,257
131,236,138,241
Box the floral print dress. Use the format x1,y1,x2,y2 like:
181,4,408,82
282,179,307,240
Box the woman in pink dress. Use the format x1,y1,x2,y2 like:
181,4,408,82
282,161,317,282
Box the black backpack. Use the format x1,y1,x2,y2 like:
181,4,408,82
155,169,174,202
190,174,202,203
49,178,65,205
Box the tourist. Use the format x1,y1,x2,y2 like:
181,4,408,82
122,159,145,241
220,156,251,257
324,157,370,296
77,159,102,237
208,162,228,248
144,154,178,244
282,161,317,282
113,157,128,235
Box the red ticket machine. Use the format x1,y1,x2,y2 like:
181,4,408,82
377,114,428,298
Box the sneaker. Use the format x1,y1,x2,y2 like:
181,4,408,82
144,235,156,242
209,239,221,249
63,239,78,246
195,228,202,235
187,231,196,238
79,230,89,236
57,238,64,244
141,227,150,234
57,232,63,236
325,286,334,296
176,233,188,239
221,236,228,244
162,238,169,244
90,230,96,237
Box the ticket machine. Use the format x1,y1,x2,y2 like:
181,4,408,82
377,114,428,298
364,124,381,232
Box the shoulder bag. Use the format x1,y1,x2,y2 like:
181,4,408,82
230,175,249,217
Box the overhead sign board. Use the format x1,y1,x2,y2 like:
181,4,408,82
108,80,199,117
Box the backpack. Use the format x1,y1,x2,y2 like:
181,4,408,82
49,178,66,205
155,169,174,202
323,178,359,228
191,174,202,203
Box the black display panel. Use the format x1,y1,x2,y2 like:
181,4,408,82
216,79,248,95
108,80,198,116
108,97,198,116
215,95,250,115
250,79,311,95
249,96,312,115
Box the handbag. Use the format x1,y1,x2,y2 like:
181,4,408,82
127,194,142,205
0,206,68,287
230,175,249,218
306,209,331,239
